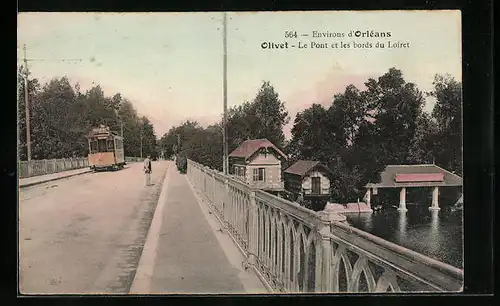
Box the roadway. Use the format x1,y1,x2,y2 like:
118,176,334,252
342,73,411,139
19,161,170,294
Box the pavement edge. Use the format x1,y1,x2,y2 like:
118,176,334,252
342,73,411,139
129,162,172,294
19,169,93,188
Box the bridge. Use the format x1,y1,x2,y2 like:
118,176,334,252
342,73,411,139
18,159,463,294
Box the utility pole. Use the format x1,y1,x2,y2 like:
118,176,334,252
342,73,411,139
19,44,82,162
23,45,31,161
222,12,228,175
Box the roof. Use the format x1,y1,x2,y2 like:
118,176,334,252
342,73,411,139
86,126,120,138
365,164,463,188
284,160,332,177
228,138,287,160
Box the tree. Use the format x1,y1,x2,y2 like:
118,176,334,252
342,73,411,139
159,121,223,170
251,81,290,148
287,68,431,202
429,74,462,175
362,68,426,165
226,81,290,152
287,104,331,162
139,116,158,158
329,85,367,148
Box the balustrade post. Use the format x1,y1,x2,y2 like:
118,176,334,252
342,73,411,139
315,210,347,292
243,189,259,269
44,159,48,175
222,178,230,231
204,166,209,194
211,172,216,203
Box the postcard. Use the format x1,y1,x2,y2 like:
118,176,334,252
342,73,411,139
18,11,463,294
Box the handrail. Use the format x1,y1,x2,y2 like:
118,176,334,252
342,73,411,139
254,190,319,227
330,221,463,291
333,221,463,278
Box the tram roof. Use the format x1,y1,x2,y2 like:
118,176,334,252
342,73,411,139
365,164,463,188
87,127,121,138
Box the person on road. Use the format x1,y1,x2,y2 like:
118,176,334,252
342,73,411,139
144,155,152,186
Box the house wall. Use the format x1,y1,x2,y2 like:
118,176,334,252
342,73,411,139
302,171,330,195
246,151,283,190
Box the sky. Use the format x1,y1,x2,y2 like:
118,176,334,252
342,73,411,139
17,11,462,139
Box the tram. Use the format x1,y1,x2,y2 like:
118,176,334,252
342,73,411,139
86,125,125,171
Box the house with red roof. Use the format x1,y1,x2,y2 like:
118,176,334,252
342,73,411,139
228,138,287,192
283,160,333,211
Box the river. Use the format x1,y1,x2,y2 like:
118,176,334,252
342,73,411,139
343,205,463,269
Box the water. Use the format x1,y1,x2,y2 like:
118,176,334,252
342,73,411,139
344,205,463,269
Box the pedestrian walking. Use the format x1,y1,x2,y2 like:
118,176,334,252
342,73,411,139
144,155,152,186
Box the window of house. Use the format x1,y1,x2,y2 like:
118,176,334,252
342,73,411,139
259,168,265,181
253,168,265,181
253,168,258,181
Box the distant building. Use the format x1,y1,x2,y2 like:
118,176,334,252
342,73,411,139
365,164,463,211
228,138,287,192
283,160,332,211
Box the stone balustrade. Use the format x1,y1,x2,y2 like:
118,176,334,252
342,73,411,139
187,159,463,293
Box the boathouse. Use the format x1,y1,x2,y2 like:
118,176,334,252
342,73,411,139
283,160,333,211
228,138,287,192
364,164,463,211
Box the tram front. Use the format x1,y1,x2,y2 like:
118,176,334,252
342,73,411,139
87,125,117,171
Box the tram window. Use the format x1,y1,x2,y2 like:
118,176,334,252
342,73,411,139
98,139,107,152
107,140,114,150
90,140,98,153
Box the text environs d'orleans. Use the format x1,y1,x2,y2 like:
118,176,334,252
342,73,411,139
312,30,392,38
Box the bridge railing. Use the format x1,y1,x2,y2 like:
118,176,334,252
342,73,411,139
19,158,89,178
186,159,463,293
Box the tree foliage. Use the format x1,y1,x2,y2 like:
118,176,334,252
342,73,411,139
17,71,158,160
286,68,461,202
158,70,462,203
428,74,462,175
226,81,290,152
159,121,223,170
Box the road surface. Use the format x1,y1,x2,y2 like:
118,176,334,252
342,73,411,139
19,161,170,294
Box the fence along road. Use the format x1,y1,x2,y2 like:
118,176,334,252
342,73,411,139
18,157,146,179
187,159,463,293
